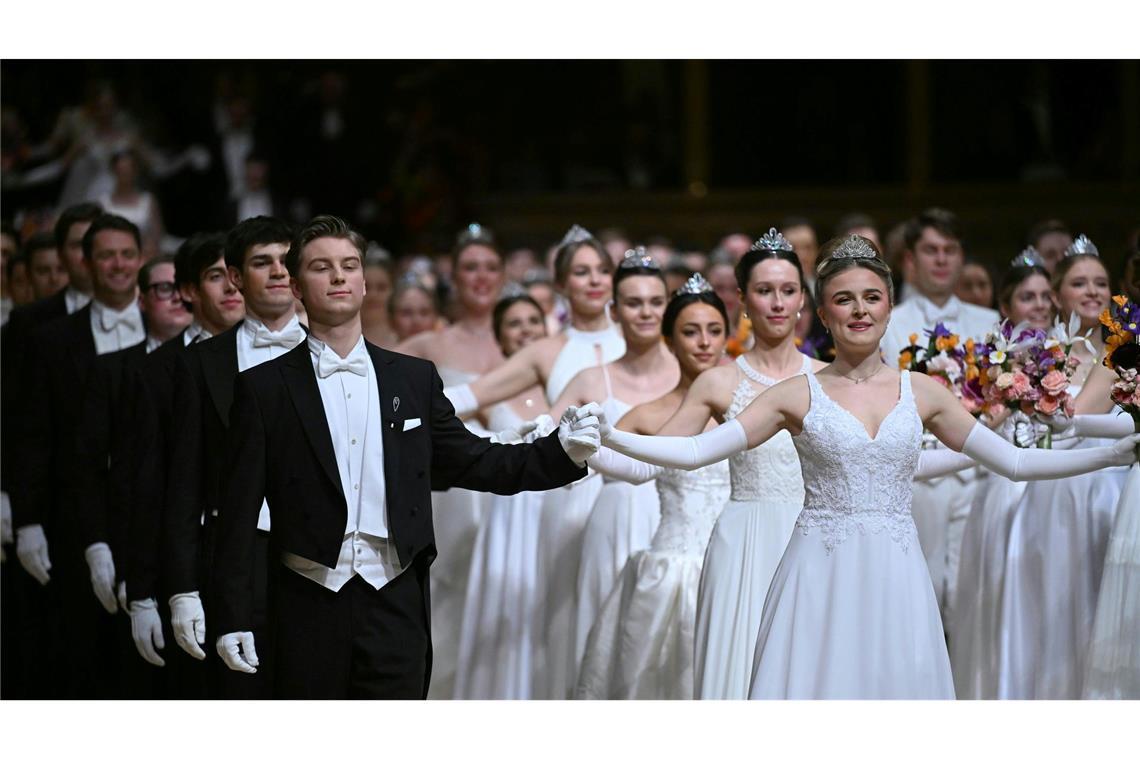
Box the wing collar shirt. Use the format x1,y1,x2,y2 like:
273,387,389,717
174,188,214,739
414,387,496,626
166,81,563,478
281,335,400,592
237,311,305,531
90,299,145,355
65,286,92,315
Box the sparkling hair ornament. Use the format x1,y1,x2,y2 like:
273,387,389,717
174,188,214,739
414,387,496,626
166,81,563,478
1064,233,1099,258
559,223,595,247
817,234,879,274
619,246,660,270
675,272,714,296
751,227,795,254
1010,246,1047,269
498,281,528,299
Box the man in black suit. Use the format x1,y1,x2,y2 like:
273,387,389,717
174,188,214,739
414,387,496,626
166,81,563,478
12,212,145,697
212,215,600,698
123,233,244,693
164,215,302,697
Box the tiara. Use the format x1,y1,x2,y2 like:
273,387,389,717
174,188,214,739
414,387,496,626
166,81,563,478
818,234,877,273
559,223,594,247
619,246,660,270
676,272,714,296
1064,233,1099,258
499,281,527,299
1010,246,1046,269
458,222,494,245
750,227,794,253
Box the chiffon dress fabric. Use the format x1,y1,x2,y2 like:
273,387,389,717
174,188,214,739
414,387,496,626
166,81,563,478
575,460,731,699
693,355,809,699
749,371,955,699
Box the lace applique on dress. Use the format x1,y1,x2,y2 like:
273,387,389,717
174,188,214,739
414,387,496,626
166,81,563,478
792,371,922,554
650,461,731,556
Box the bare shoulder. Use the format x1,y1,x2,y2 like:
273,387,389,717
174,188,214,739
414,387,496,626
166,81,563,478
395,330,440,361
808,357,830,372
689,362,740,402
621,391,683,434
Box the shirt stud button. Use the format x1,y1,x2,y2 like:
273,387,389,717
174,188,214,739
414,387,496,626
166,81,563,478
351,438,357,445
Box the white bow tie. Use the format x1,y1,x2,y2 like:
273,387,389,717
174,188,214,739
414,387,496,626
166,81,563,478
920,299,959,325
317,349,369,379
100,306,139,332
251,322,304,349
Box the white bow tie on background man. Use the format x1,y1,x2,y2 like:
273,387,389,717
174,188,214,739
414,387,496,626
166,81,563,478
252,322,306,349
99,304,141,332
917,296,959,326
317,347,369,378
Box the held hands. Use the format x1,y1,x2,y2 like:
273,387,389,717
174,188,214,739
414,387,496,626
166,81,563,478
1110,433,1140,467
1010,411,1042,449
216,632,259,674
169,591,208,660
84,543,118,613
128,598,166,667
15,524,51,585
558,404,604,465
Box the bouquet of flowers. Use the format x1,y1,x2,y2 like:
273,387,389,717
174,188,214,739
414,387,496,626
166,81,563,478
1102,294,1140,425
898,323,974,410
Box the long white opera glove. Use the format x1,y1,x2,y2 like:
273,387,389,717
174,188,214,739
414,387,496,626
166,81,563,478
603,418,749,471
558,405,601,465
587,447,664,485
128,599,166,667
216,632,259,674
913,448,977,481
15,524,51,585
1039,411,1139,439
85,542,118,613
960,422,1140,481
169,591,208,660
443,383,478,417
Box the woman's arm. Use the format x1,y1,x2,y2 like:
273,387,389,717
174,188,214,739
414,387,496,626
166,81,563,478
445,339,549,417
654,366,731,436
1074,363,1117,415
548,367,599,423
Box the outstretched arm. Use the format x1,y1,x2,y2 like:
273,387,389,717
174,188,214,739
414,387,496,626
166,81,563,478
444,340,548,417
1073,363,1118,416
655,366,730,436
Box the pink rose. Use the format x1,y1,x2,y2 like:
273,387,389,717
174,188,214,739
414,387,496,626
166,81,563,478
1040,370,1069,395
1011,372,1032,396
995,372,1015,389
1035,393,1060,416
1113,386,1133,405
986,403,1006,420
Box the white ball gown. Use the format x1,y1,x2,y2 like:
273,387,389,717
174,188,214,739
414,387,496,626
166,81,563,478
948,423,1027,699
452,402,544,699
693,354,808,699
997,390,1128,699
429,366,493,699
1083,459,1140,698
748,370,955,699
575,460,730,699
532,324,625,698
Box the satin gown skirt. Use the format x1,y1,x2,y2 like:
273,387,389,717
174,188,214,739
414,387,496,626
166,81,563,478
452,489,544,699
749,523,955,699
693,497,800,700
570,479,660,677
910,473,980,627
1084,463,1140,698
949,475,1026,699
998,446,1127,699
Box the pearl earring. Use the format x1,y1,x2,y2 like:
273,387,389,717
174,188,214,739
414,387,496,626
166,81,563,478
797,310,802,320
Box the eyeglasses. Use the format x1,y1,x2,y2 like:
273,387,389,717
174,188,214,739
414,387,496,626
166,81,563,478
144,281,181,301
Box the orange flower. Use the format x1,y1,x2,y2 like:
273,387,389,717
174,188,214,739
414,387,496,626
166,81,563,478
908,333,919,346
899,350,913,369
1113,294,1129,308
965,337,976,352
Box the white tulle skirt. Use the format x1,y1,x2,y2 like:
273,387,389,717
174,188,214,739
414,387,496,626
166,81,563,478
693,497,800,699
1084,463,1140,698
949,475,1026,699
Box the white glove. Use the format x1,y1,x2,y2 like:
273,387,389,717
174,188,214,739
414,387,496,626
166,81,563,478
1038,411,1139,439
16,525,51,585
1,491,12,546
216,632,259,674
557,404,601,465
170,591,208,660
117,580,128,611
128,599,166,667
443,383,478,417
1010,410,1038,449
85,542,118,613
588,447,663,485
490,418,540,445
961,423,1140,481
913,448,977,481
525,414,556,442
604,417,748,470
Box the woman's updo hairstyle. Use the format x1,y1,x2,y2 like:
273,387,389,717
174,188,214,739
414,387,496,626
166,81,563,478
998,246,1051,314
813,234,894,306
662,273,730,339
552,223,612,286
734,227,807,292
451,222,503,268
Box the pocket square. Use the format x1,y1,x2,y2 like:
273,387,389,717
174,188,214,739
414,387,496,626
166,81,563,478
402,418,422,432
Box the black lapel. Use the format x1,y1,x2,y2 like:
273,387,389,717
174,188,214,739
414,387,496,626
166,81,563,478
200,324,241,427
368,343,403,511
281,342,344,500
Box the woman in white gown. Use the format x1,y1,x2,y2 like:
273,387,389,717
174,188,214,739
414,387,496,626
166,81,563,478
453,292,551,699
646,230,824,699
398,223,508,699
949,249,1054,698
442,225,624,698
551,250,680,679
592,234,1140,698
575,277,732,698
997,237,1127,699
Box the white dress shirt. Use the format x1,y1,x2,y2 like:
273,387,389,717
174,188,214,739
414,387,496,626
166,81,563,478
89,299,145,356
65,286,91,315
281,336,401,592
237,312,306,531
184,320,210,346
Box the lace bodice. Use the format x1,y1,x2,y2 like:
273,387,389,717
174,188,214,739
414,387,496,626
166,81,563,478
793,371,922,554
650,460,731,556
724,354,808,504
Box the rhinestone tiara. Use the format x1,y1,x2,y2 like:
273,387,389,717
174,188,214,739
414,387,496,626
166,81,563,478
619,246,660,270
1064,233,1099,258
559,223,594,247
1010,246,1046,269
499,281,527,299
750,227,794,253
675,272,714,296
458,222,494,245
818,234,878,273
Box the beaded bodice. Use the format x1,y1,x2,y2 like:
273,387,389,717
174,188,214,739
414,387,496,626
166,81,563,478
649,460,731,556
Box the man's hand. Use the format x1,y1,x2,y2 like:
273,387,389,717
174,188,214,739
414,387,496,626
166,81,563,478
216,632,259,674
170,592,208,660
558,404,602,465
128,599,166,667
84,543,118,613
16,525,51,585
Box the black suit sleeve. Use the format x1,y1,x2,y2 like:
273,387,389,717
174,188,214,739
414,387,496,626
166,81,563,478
425,363,585,494
72,356,113,552
126,365,160,602
211,371,268,636
162,353,206,597
14,325,56,530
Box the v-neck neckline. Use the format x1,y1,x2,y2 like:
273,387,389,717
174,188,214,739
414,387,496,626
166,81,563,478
810,370,907,443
